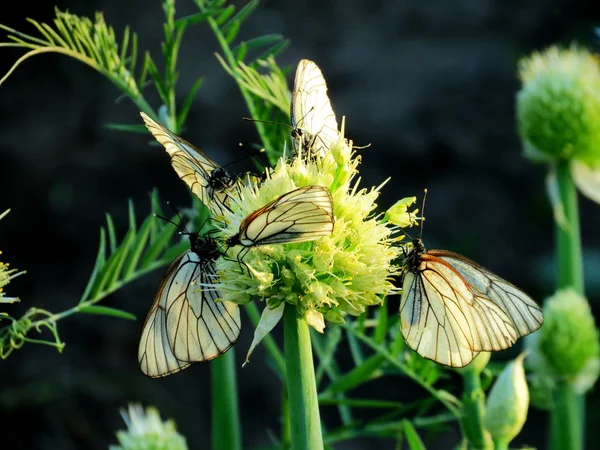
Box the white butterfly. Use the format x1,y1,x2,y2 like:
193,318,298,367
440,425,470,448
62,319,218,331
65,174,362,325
290,60,340,159
140,113,238,214
226,185,335,250
138,233,241,377
400,237,544,368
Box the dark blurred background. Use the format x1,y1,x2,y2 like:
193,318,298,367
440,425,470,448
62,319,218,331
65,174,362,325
1,0,600,449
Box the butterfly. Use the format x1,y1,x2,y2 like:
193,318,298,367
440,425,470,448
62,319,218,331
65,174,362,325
140,112,238,214
226,185,335,255
290,59,340,159
138,231,241,378
400,237,544,368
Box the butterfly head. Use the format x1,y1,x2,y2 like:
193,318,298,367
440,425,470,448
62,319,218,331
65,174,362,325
209,167,236,192
189,232,221,261
405,237,426,274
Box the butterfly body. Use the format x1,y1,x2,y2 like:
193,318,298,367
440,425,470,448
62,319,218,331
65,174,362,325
400,237,543,368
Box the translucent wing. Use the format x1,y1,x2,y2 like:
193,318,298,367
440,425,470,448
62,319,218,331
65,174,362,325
138,251,241,378
291,60,339,158
400,252,543,368
235,185,335,247
140,113,235,210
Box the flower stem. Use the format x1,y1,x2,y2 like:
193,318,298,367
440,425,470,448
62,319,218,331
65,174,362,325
284,305,323,450
492,438,509,450
460,369,492,450
550,381,582,450
552,160,584,450
211,349,241,450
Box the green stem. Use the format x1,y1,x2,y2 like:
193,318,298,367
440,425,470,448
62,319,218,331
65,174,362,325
284,305,323,450
552,161,584,450
460,369,492,450
211,349,241,450
555,161,584,294
550,382,581,450
492,438,509,450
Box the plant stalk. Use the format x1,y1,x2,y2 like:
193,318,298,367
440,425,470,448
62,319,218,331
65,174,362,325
552,160,584,450
284,305,323,450
460,369,492,450
211,349,241,450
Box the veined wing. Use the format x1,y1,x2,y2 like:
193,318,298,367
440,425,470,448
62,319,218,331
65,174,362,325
291,60,339,158
138,251,241,378
400,252,541,368
235,185,335,246
431,250,544,343
140,112,224,207
164,252,241,362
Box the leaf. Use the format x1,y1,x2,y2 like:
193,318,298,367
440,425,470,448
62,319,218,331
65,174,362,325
546,168,570,231
402,420,426,450
325,354,386,394
79,305,136,320
244,302,285,365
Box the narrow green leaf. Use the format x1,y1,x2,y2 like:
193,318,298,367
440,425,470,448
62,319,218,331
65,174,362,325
250,40,290,68
140,220,179,267
221,0,258,34
224,20,240,44
104,123,149,133
143,55,169,105
79,305,136,320
127,199,136,231
177,77,204,130
232,34,283,53
105,213,117,253
234,41,247,63
325,354,386,394
318,397,403,409
122,214,153,278
79,228,107,303
402,420,426,450
94,228,135,295
214,5,236,25
175,9,222,28
373,304,388,344
347,327,364,365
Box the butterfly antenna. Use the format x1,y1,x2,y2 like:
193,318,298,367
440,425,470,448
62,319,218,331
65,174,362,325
154,212,182,230
242,116,291,130
165,201,190,234
419,189,428,239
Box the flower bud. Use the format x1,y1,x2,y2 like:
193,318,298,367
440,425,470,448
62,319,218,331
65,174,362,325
484,354,529,444
526,288,600,393
517,46,600,165
384,196,417,228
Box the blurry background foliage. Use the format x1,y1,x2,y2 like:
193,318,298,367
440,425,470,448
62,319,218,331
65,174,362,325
0,0,600,449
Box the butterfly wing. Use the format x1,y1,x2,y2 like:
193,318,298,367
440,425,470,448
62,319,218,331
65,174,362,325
138,251,241,378
291,60,339,158
140,113,221,207
164,252,241,362
400,251,543,368
238,185,335,246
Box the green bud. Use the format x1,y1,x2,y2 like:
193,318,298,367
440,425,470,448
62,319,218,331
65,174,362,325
517,46,600,165
110,404,187,450
484,354,529,444
537,289,599,382
384,196,417,228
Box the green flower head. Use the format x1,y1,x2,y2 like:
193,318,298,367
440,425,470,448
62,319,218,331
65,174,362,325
517,45,600,165
527,288,600,388
216,130,410,332
110,404,187,450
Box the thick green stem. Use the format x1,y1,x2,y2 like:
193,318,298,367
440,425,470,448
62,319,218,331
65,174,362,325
555,161,584,294
492,438,509,450
552,161,584,450
284,305,323,450
211,349,241,450
550,382,581,450
461,369,492,450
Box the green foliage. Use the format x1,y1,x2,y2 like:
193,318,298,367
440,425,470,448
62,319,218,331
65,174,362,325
0,191,185,359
